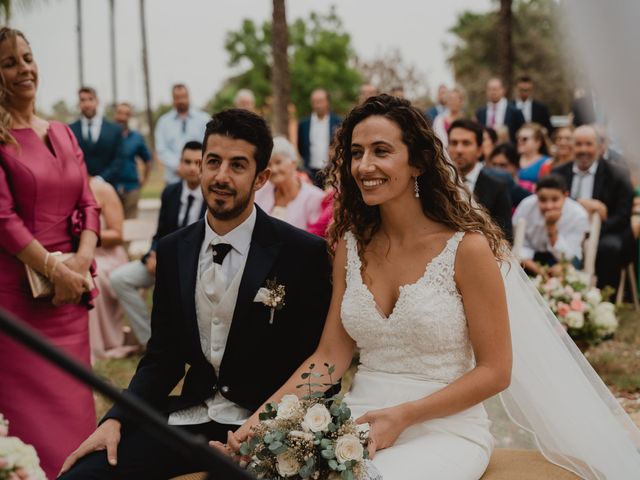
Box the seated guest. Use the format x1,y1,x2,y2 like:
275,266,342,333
553,125,634,290
448,119,513,240
512,174,589,276
481,126,498,162
110,141,205,345
540,125,574,177
486,142,533,208
255,136,325,230
432,86,465,148
516,122,551,187
88,178,134,362
307,189,335,238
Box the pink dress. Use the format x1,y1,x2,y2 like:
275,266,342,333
254,180,325,231
0,122,100,479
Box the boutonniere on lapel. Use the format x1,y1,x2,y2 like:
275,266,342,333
253,278,286,324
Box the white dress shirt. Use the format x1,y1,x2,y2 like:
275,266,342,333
512,195,590,261
463,162,483,193
81,115,103,143
168,207,257,426
571,161,599,200
154,108,210,183
516,98,533,123
309,113,330,170
486,97,508,128
178,180,204,227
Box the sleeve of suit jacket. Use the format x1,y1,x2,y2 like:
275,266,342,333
98,125,127,184
601,165,633,235
494,181,514,242
105,236,186,422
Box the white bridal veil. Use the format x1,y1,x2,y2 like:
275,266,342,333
499,259,640,479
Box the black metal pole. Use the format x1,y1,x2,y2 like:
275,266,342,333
0,307,254,480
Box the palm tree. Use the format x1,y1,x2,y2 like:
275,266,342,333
139,0,154,147
109,0,117,106
76,0,84,87
271,0,290,137
497,0,513,94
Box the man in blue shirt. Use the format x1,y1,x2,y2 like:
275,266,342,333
154,84,210,184
113,102,153,218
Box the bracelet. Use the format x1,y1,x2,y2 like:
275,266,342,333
44,252,51,279
50,260,60,280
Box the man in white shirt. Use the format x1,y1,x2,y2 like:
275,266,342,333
513,174,590,276
514,75,553,134
61,109,332,479
110,141,206,346
155,84,210,184
298,88,342,186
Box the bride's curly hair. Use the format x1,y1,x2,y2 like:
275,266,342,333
325,94,508,260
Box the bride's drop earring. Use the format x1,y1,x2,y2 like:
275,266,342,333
414,177,420,198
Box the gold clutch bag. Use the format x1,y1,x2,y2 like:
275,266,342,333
25,252,94,299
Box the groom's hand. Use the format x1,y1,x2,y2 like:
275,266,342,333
58,419,121,476
356,407,410,459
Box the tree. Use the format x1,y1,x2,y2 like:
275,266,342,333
76,0,84,87
109,0,117,106
271,0,290,136
139,0,154,148
447,0,574,115
497,0,513,92
208,8,361,117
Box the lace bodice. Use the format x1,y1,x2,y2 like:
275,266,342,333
341,231,475,383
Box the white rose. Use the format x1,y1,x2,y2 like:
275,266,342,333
593,302,618,334
334,434,364,464
565,310,584,329
276,394,301,420
276,450,300,477
585,289,602,307
303,403,332,433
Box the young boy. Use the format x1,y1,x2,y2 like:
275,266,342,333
513,174,590,275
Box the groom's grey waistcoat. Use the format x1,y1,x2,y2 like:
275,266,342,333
106,206,332,421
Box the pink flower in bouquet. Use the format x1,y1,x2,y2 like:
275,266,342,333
570,297,585,313
557,302,571,318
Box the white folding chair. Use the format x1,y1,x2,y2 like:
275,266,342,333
582,213,601,287
511,218,526,261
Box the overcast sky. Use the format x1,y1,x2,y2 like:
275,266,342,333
11,0,492,113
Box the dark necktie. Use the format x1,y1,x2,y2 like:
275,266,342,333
86,120,94,143
212,243,232,265
181,119,187,134
181,194,195,228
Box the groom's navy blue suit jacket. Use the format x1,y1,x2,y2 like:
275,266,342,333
106,206,332,421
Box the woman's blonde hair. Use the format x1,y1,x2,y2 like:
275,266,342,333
0,27,29,146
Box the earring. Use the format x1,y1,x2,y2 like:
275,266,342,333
414,176,420,198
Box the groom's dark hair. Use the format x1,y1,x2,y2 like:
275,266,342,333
202,108,274,174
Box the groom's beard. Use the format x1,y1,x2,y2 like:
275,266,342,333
207,182,253,221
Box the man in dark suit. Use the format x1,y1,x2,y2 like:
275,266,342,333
513,75,553,134
297,88,341,187
60,109,332,479
553,125,634,290
448,119,513,241
110,141,206,346
69,86,125,186
476,77,525,143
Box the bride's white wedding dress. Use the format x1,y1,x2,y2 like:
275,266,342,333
342,231,493,480
340,229,640,480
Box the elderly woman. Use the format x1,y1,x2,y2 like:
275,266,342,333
255,136,325,231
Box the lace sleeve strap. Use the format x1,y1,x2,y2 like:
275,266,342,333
343,232,361,281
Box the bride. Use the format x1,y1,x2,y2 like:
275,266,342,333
227,95,640,479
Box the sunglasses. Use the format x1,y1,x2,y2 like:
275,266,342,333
517,136,532,142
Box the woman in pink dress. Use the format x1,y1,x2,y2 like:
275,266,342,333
0,28,100,479
88,178,135,363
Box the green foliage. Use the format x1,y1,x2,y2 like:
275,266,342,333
207,7,361,117
447,0,574,115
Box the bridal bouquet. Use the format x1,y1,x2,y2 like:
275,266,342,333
0,414,46,480
532,264,618,345
239,364,370,480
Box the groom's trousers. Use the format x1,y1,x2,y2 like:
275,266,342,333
59,419,237,479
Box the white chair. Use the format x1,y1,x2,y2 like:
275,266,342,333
511,218,526,261
616,262,640,309
582,213,601,287
122,218,157,259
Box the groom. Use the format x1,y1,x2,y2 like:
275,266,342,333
60,109,332,479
